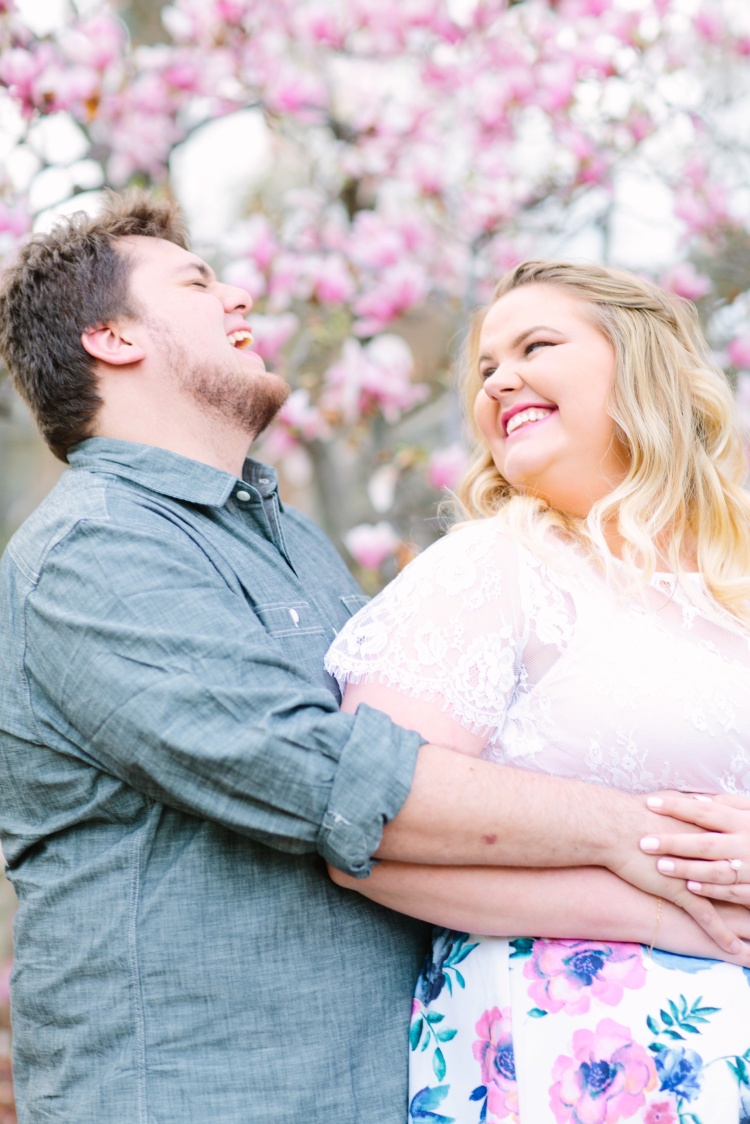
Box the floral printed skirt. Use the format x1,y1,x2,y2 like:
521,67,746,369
409,930,750,1124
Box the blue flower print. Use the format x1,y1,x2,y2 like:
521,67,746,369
415,929,478,1004
416,930,457,1005
655,1046,704,1101
648,948,717,974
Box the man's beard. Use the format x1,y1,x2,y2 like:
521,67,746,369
146,316,290,439
179,355,290,440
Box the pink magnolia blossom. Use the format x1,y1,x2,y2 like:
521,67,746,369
0,43,57,115
268,252,313,311
231,215,278,273
674,187,728,235
264,64,327,118
659,263,711,302
694,8,726,45
348,212,405,270
727,335,750,370
58,13,126,72
353,261,429,335
275,388,330,442
524,940,646,1017
323,335,427,424
0,199,31,239
344,521,400,570
248,312,299,361
222,259,267,301
550,1019,656,1124
472,1006,519,1123
311,255,355,305
427,444,468,492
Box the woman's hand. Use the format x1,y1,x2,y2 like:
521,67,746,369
639,793,750,904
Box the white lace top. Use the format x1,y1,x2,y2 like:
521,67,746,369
325,518,750,796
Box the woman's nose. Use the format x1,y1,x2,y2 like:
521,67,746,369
482,363,523,399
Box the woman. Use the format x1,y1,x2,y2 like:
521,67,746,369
325,261,750,1122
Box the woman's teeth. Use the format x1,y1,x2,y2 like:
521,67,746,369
506,407,553,435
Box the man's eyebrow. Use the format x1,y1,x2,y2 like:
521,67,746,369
175,260,216,282
478,324,564,363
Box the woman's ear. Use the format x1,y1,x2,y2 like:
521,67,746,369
81,324,146,366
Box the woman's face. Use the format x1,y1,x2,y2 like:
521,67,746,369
474,283,630,517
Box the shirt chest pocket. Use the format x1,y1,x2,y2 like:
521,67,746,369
254,600,326,639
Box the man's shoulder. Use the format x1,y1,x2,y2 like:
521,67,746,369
3,466,181,585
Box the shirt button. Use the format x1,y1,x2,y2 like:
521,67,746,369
236,490,251,502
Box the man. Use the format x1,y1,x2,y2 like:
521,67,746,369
0,192,726,1123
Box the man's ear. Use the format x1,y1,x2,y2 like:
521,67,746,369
81,325,146,367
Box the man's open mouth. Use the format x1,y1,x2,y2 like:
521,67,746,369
227,329,253,350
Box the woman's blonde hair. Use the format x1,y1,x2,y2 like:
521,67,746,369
457,259,750,623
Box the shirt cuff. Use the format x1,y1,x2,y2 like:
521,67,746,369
317,703,424,877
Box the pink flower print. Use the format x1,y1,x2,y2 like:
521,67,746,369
472,1007,519,1122
644,1101,678,1124
550,1019,656,1124
525,940,646,1016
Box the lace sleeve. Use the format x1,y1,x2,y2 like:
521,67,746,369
325,520,526,738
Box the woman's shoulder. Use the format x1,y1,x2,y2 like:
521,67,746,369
410,516,527,569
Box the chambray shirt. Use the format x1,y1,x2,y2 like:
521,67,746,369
0,439,430,1124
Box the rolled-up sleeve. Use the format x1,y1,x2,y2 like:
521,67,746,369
24,511,424,875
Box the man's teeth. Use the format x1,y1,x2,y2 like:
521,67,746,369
228,329,253,349
506,407,553,435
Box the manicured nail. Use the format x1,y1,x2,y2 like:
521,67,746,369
646,797,663,809
693,794,712,802
687,880,702,892
640,836,660,851
657,859,675,873
730,940,743,954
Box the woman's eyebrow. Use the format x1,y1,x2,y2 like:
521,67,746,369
509,325,564,348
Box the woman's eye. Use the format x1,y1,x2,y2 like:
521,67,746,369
191,280,208,289
480,367,496,381
525,340,552,355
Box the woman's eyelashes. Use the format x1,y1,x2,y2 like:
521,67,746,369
524,339,554,355
479,340,555,378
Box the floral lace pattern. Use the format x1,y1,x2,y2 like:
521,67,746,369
326,518,750,795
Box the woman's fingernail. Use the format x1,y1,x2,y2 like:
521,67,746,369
687,880,702,892
730,940,743,954
693,794,712,802
646,797,663,809
657,859,675,873
640,836,660,851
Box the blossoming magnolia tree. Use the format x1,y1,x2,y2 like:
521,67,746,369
1,0,750,588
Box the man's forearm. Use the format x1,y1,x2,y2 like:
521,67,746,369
378,745,744,954
378,744,651,868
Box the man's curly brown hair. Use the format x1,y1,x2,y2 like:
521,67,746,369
0,190,188,462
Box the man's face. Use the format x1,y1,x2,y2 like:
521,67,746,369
119,235,289,438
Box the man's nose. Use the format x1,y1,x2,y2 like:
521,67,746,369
221,283,252,315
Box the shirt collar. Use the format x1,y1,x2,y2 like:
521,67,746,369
68,438,281,508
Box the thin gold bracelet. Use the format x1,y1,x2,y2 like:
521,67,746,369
641,897,662,970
